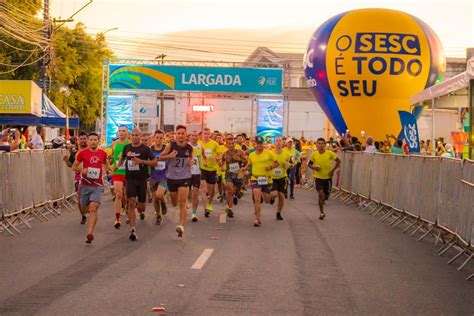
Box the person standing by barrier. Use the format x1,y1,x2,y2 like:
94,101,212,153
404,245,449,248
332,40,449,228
0,129,20,152
308,138,341,220
244,136,279,227
199,128,221,218
150,130,168,226
117,129,157,241
160,125,194,237
64,132,88,224
73,132,110,244
271,137,293,220
28,126,46,150
109,126,129,229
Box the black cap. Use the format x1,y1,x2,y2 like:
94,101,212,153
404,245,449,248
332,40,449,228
255,136,264,143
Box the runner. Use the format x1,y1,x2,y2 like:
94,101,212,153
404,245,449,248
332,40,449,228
215,133,227,203
285,138,300,199
109,125,129,229
270,136,293,220
150,130,168,225
117,129,157,241
72,132,109,244
244,136,279,227
189,131,205,222
198,128,221,218
160,125,194,237
221,134,246,218
308,138,341,220
64,132,88,224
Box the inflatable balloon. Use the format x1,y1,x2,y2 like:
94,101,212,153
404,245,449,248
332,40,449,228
304,8,445,140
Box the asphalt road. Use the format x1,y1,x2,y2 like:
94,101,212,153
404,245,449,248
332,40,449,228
1,189,473,315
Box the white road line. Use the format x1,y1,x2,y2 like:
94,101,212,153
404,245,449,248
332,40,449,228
191,249,214,270
219,213,226,224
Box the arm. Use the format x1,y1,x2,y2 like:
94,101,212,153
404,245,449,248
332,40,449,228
132,149,158,167
265,160,280,171
328,157,341,177
159,143,176,160
72,159,84,175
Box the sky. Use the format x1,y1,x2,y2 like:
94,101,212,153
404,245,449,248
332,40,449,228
50,0,474,60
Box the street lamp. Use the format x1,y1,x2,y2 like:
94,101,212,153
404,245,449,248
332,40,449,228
102,27,118,35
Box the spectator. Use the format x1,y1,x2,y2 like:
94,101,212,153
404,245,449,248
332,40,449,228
52,137,65,149
0,128,21,152
29,126,46,150
364,136,377,153
374,141,381,152
426,139,432,155
419,140,427,155
441,144,455,158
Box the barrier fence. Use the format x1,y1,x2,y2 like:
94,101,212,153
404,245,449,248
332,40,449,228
0,150,76,236
333,152,474,280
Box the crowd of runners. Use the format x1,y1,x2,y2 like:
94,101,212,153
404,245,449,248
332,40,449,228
68,126,341,244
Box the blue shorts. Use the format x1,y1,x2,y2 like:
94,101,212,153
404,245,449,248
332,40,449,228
79,185,104,206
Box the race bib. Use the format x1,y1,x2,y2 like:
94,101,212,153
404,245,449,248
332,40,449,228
257,176,268,185
156,161,166,171
116,160,125,170
273,167,283,177
191,157,200,175
229,162,239,173
87,167,100,180
205,149,212,157
127,159,140,171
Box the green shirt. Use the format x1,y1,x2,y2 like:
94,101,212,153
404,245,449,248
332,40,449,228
113,140,129,175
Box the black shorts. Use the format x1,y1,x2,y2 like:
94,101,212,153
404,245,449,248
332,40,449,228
315,178,331,195
201,169,217,185
126,178,148,203
272,178,287,194
167,178,191,193
250,181,272,194
190,174,201,189
225,172,243,187
150,179,167,192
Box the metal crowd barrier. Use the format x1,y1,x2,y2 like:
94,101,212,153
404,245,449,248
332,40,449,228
0,149,77,236
332,152,474,280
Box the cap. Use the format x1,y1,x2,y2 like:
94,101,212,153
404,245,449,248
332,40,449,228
52,137,64,146
286,138,293,143
255,136,264,143
445,144,453,152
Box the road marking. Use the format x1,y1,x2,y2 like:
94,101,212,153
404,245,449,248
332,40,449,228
191,249,214,270
219,213,226,224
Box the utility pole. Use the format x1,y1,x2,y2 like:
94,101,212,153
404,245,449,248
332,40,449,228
155,54,166,130
38,0,52,92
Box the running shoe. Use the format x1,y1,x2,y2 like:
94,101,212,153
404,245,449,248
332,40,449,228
233,195,238,205
114,219,121,229
176,225,184,237
226,208,234,218
217,195,224,203
156,215,163,225
192,215,198,222
253,219,261,227
161,201,168,215
207,203,214,212
139,212,145,220
129,228,137,241
125,217,130,224
86,233,94,244
290,195,295,200
319,212,326,220
204,210,211,218
80,215,87,225
276,212,284,221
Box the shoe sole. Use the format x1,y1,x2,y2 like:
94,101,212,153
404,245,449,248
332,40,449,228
114,223,121,229
129,234,137,241
156,217,163,225
204,211,210,218
192,217,198,222
86,234,94,243
176,227,183,237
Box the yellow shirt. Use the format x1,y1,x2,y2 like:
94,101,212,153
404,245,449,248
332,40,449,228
301,145,311,158
248,149,277,182
309,150,337,179
198,139,220,171
234,144,242,151
272,149,291,179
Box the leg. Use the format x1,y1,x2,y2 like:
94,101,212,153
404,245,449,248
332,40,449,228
127,197,137,228
114,180,125,222
252,188,263,224
289,168,296,198
200,180,208,210
87,202,99,236
277,192,285,213
170,191,178,207
177,186,189,226
225,181,234,209
192,186,199,213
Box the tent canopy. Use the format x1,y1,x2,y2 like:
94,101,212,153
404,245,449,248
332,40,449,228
0,94,79,128
410,59,474,109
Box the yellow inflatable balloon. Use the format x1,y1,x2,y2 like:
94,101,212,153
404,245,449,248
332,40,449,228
304,8,446,140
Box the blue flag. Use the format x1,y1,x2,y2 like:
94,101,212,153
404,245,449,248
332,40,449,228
398,111,420,153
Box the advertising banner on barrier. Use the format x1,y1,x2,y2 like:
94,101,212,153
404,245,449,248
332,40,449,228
256,99,284,139
108,65,283,94
106,95,134,147
398,110,420,153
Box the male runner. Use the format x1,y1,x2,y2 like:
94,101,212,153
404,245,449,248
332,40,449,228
150,130,168,225
189,131,205,222
221,134,246,218
215,133,226,203
244,136,279,227
199,128,221,217
109,125,129,229
117,129,157,241
64,132,88,224
270,136,293,220
285,138,300,199
160,125,194,237
73,132,109,244
308,138,341,220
